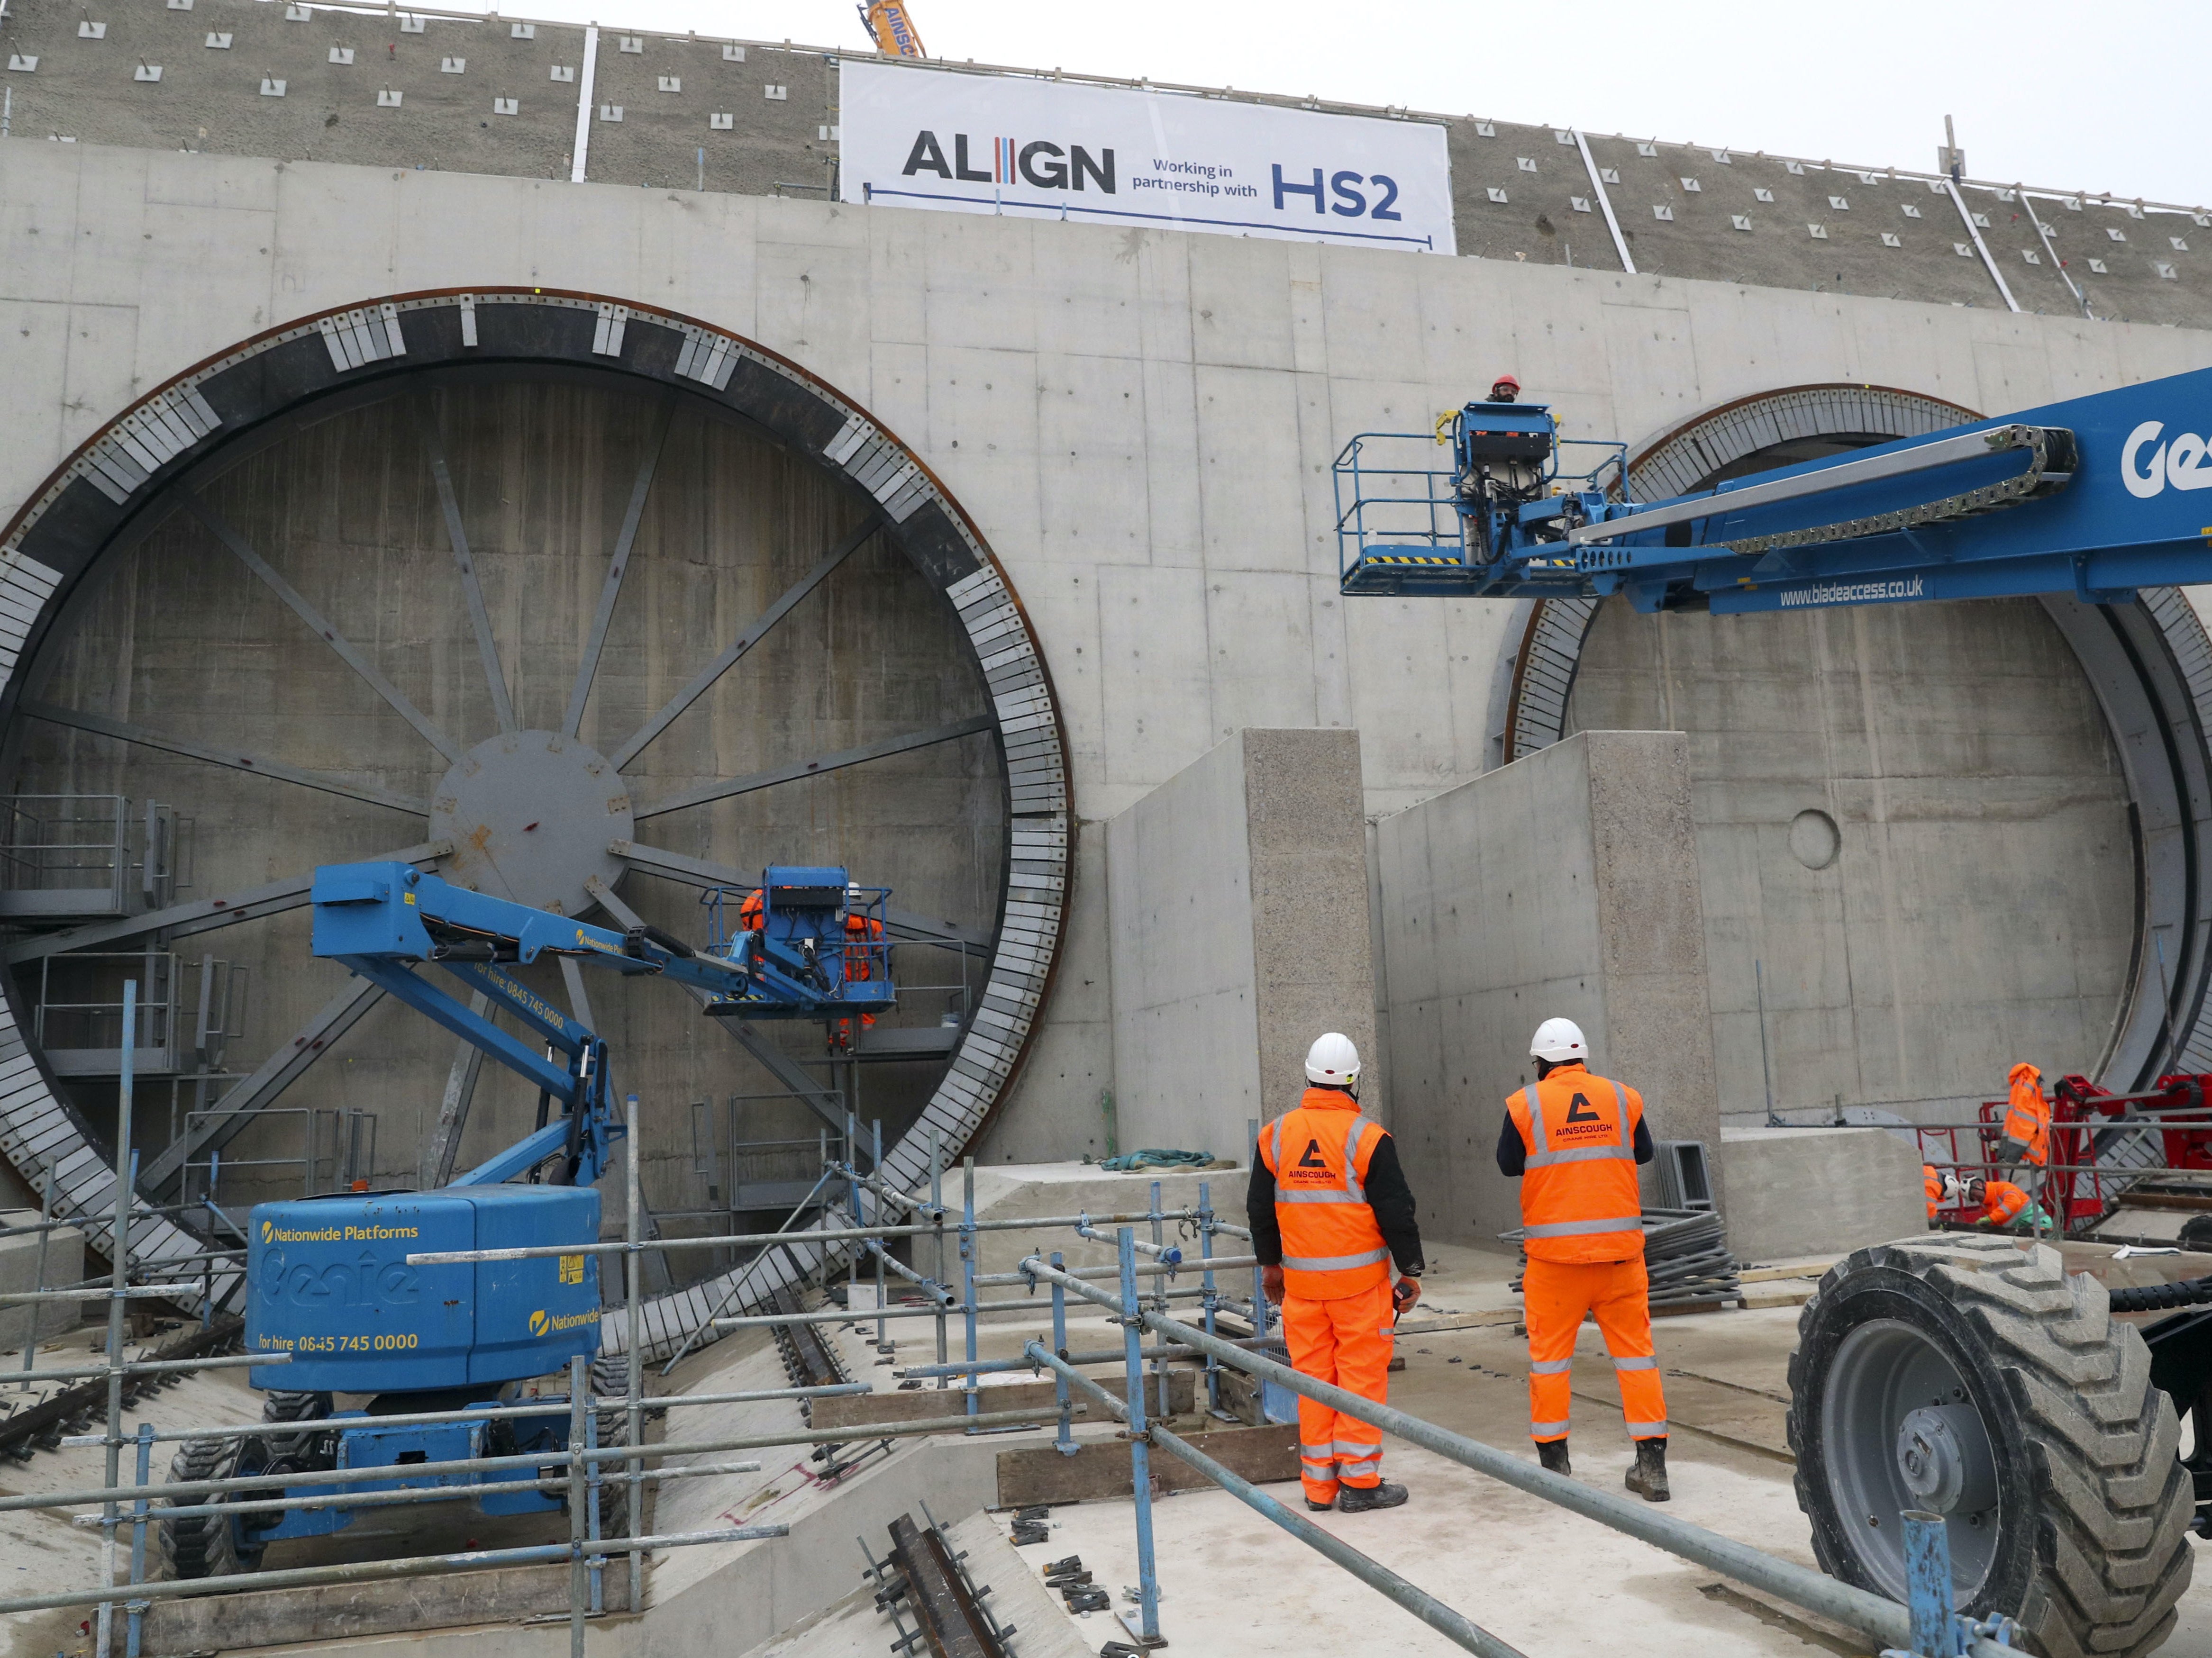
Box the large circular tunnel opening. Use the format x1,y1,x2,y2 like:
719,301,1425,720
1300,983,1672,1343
0,292,1072,1340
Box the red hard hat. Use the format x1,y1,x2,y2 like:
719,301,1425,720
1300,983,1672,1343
1492,373,1521,391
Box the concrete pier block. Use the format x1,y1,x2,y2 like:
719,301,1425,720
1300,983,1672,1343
1105,729,1377,1161
1375,730,1724,1248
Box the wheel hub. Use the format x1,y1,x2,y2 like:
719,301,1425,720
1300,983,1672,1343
428,731,634,917
1896,1405,1969,1512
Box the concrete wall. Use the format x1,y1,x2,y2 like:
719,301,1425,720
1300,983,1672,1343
1568,598,2136,1125
6,0,2211,326
1720,1126,1929,1263
6,143,2212,1173
1374,730,1721,1250
1104,729,1375,1159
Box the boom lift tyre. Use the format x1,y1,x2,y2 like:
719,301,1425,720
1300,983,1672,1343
1788,1235,2194,1658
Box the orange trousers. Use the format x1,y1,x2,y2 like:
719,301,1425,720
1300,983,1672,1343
1523,1254,1666,1443
1282,1278,1394,1503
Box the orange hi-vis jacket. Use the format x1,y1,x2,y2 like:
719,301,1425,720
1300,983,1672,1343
1983,1180,2030,1225
1924,1164,1943,1221
2003,1062,2050,1166
1507,1064,1646,1264
1259,1088,1391,1299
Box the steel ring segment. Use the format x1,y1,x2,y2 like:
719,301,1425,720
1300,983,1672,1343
0,290,1071,1357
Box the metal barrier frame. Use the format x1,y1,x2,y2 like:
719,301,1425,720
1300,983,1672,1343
6,994,1999,1658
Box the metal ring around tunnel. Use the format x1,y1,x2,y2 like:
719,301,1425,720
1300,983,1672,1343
1495,382,2212,1103
0,289,1073,1360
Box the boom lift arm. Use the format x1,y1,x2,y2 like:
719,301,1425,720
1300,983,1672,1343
309,860,893,1187
1337,365,2212,613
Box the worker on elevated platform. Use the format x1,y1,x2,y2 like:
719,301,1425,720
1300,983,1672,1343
1500,1017,1670,1502
2002,1061,2051,1227
1486,373,1520,404
1924,1163,1943,1223
1249,1033,1424,1515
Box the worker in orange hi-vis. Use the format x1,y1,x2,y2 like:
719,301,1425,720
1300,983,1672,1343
1923,1163,1944,1224
839,883,885,1030
1248,1033,1424,1514
1499,1017,1670,1502
2000,1061,2052,1236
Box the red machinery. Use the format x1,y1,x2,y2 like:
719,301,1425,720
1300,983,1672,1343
1919,1074,2212,1232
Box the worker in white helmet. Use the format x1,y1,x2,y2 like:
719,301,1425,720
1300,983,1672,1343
1498,1017,1669,1500
1248,1033,1426,1513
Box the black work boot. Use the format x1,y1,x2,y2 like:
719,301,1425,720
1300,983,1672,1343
1303,1491,1337,1512
1537,1439,1571,1477
1336,1481,1408,1513
1626,1436,1670,1503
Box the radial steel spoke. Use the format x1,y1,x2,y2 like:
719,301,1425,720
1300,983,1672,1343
607,513,883,771
184,494,465,763
607,840,992,953
3,839,453,965
413,399,518,734
140,975,388,1196
632,715,990,821
22,701,431,816
563,394,677,741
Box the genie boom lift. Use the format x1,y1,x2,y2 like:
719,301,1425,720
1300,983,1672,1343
165,861,892,1577
1335,365,2212,614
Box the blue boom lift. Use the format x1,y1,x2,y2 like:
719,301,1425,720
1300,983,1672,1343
1335,364,2212,614
164,861,893,1577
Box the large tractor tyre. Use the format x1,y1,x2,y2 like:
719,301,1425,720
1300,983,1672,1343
1787,1234,2194,1658
161,1435,266,1580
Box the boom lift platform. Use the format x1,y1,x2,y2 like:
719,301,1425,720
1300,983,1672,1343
166,861,894,1577
1336,365,2212,613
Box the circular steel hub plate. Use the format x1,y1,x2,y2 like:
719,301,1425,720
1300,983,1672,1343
428,730,633,916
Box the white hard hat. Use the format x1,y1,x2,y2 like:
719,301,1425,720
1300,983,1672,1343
1305,1032,1361,1086
1941,1171,1966,1205
1529,1018,1588,1064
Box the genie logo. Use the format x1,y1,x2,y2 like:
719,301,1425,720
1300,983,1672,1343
258,1247,419,1307
2121,421,2212,498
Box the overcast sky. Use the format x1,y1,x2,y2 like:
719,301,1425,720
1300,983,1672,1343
481,0,2209,206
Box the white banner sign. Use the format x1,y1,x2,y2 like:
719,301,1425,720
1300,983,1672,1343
839,60,1455,256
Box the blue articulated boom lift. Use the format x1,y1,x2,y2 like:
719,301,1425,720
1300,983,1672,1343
1336,365,2212,613
163,861,893,1578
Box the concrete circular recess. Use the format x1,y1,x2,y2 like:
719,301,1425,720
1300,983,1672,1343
1789,809,1841,872
1498,383,2212,1108
430,732,633,917
0,290,1072,1357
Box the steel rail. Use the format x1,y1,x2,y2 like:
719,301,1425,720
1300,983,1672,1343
77,1456,768,1527
4,1405,1081,1515
0,1525,792,1616
407,1208,1218,1263
62,1381,871,1448
1020,1255,2012,1658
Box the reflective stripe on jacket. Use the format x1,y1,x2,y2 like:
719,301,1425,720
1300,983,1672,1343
1259,1088,1390,1298
1507,1065,1645,1264
2002,1063,2049,1166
